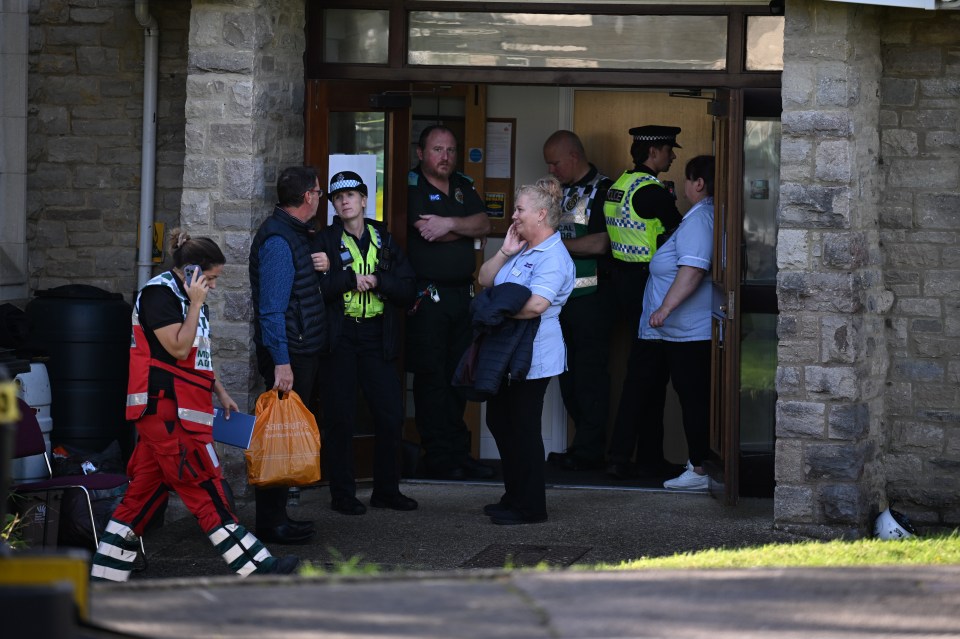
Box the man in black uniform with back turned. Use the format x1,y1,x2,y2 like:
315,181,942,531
604,125,684,481
406,125,493,480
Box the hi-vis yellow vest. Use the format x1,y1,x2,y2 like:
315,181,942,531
603,171,666,263
342,224,385,319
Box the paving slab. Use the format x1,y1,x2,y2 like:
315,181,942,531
512,566,960,639
85,482,960,638
89,566,960,638
92,573,547,639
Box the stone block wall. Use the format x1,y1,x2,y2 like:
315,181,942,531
776,0,889,538
877,10,960,527
26,0,190,300
181,0,307,494
182,0,306,416
1,0,29,301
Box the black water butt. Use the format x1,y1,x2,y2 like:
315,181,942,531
24,285,132,458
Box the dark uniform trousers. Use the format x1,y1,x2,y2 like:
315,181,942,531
486,376,551,517
255,351,320,529
608,339,711,466
557,284,614,463
611,261,648,344
317,316,402,500
406,283,474,473
607,261,669,467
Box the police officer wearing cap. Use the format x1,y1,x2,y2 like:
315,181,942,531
406,125,494,481
604,124,684,481
313,171,419,515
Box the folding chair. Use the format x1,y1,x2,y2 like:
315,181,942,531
8,397,138,552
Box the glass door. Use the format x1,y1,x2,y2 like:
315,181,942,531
738,89,781,497
305,81,491,469
709,88,781,502
304,80,411,479
305,80,411,240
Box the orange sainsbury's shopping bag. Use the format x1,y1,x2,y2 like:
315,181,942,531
245,390,321,487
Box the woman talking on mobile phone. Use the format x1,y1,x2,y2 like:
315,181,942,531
475,176,575,525
90,228,300,582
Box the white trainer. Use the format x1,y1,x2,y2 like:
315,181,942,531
663,461,709,490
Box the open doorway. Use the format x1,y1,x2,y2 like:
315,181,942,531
305,81,780,497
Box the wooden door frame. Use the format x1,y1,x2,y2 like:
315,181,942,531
707,88,744,504
304,80,413,477
304,80,490,459
305,80,411,244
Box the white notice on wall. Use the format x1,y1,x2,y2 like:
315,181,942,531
485,121,513,179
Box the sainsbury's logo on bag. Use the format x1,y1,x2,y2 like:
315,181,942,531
245,389,322,487
264,421,311,431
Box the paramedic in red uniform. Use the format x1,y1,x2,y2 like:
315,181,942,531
90,229,299,582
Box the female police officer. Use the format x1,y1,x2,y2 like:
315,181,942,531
314,172,419,515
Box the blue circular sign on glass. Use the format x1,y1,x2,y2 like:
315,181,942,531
468,148,483,163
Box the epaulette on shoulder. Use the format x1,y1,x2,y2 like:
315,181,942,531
367,217,387,232
408,171,420,187
455,171,475,185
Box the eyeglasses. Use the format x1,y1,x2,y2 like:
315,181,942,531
306,188,324,197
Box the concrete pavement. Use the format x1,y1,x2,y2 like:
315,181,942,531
91,565,960,638
86,482,960,638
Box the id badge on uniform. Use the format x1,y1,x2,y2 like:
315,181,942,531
511,267,522,278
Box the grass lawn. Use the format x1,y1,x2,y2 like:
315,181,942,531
293,534,960,576
598,532,960,570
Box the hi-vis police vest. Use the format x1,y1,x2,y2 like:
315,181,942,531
604,171,667,264
126,271,216,431
342,224,385,319
558,172,607,298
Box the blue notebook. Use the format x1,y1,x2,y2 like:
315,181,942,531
212,408,256,449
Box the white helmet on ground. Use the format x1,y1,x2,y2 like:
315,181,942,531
874,508,916,540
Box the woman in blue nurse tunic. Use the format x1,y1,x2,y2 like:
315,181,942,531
476,176,575,525
641,155,716,492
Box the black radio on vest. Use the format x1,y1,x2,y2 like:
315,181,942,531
339,244,354,267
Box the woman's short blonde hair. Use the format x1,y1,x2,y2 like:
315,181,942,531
515,176,564,230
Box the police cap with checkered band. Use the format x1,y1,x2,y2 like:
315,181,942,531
329,171,368,198
628,125,682,148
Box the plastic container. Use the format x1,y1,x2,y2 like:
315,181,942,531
25,285,132,457
11,362,53,481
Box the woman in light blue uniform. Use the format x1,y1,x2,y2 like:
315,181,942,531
637,155,716,491
477,176,575,524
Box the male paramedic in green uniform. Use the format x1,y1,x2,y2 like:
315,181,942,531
406,125,493,480
604,125,684,481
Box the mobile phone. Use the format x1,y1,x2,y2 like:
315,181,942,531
183,264,200,283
